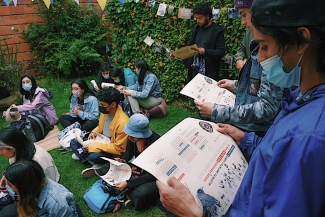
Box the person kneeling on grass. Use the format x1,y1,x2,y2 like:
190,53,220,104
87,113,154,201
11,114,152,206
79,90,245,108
70,87,129,169
83,114,161,211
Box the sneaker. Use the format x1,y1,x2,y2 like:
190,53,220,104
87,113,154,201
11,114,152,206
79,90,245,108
124,199,134,209
81,164,103,178
71,153,80,160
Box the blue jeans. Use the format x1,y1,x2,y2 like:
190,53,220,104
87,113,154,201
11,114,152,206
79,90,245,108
70,138,113,164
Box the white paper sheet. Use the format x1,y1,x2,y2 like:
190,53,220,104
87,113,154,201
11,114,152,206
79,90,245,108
101,82,115,88
180,73,236,106
133,118,247,217
82,133,111,146
100,157,132,186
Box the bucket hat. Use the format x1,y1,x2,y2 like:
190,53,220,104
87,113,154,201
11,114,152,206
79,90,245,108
124,114,152,138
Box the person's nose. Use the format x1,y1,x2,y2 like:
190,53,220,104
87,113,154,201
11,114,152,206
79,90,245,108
241,18,246,27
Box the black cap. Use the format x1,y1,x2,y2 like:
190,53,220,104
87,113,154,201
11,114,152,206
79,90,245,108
251,0,325,27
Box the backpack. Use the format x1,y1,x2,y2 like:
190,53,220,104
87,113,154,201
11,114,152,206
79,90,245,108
58,122,81,140
59,128,82,151
83,180,125,214
9,114,53,142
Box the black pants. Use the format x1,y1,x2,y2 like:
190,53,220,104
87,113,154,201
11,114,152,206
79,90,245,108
128,181,160,211
59,115,98,132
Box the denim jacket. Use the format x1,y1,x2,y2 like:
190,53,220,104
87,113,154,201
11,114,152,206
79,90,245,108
69,94,99,121
128,72,162,99
37,178,78,217
211,45,284,132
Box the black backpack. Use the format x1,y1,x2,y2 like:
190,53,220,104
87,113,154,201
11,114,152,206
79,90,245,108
9,114,53,142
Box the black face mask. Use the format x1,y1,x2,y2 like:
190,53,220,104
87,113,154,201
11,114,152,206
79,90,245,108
99,106,109,114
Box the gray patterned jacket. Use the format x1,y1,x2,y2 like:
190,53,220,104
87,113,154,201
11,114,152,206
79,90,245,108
211,45,284,132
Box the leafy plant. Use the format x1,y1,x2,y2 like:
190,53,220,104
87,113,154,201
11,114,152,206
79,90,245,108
105,0,245,102
21,0,109,77
0,37,24,100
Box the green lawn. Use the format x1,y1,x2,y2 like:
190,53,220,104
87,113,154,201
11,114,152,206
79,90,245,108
0,76,198,216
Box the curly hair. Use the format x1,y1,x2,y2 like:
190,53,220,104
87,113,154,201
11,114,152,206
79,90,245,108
96,86,121,104
193,2,213,19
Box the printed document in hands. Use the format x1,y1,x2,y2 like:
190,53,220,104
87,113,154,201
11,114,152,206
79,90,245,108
171,44,198,60
132,118,247,217
100,157,132,186
101,83,115,88
81,134,111,146
180,73,236,106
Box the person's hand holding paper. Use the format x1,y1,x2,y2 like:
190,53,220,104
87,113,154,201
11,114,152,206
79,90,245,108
171,44,198,60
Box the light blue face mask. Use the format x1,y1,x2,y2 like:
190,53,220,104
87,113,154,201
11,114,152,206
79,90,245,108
22,84,32,91
103,75,110,79
260,51,305,88
114,78,121,83
5,184,18,199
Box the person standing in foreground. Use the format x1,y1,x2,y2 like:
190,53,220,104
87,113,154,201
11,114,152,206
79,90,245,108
156,0,325,216
194,0,284,137
170,2,225,83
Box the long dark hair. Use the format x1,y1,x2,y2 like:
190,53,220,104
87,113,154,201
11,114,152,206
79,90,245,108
20,74,37,101
5,159,45,216
69,78,94,101
254,25,325,72
0,127,36,161
110,67,125,85
134,60,156,86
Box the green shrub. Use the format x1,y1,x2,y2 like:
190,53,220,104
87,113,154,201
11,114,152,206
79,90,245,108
0,37,24,100
21,0,109,77
105,0,245,102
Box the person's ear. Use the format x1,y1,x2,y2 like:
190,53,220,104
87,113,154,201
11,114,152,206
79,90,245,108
297,27,311,54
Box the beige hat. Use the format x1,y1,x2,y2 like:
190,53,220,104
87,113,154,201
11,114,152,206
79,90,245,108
5,107,21,123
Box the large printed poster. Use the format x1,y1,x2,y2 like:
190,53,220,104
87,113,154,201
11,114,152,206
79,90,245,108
180,73,236,106
133,118,247,217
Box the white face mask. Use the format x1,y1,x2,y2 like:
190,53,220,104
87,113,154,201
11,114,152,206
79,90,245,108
260,50,305,88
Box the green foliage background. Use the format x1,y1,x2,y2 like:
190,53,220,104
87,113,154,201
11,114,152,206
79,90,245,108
105,0,245,102
21,0,108,77
21,0,245,102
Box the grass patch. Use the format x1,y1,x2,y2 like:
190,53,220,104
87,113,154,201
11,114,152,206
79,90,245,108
0,76,198,216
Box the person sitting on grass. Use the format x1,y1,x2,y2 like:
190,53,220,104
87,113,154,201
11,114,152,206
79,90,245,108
0,127,60,217
1,159,81,217
2,74,58,126
89,63,114,95
59,78,100,132
120,59,162,118
82,114,161,211
70,87,129,171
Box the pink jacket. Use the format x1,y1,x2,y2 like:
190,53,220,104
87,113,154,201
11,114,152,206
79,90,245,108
17,87,58,126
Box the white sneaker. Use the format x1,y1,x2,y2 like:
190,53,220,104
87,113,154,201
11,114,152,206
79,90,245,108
72,153,80,160
81,164,103,178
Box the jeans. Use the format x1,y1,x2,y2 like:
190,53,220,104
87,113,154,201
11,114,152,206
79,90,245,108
70,138,113,164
